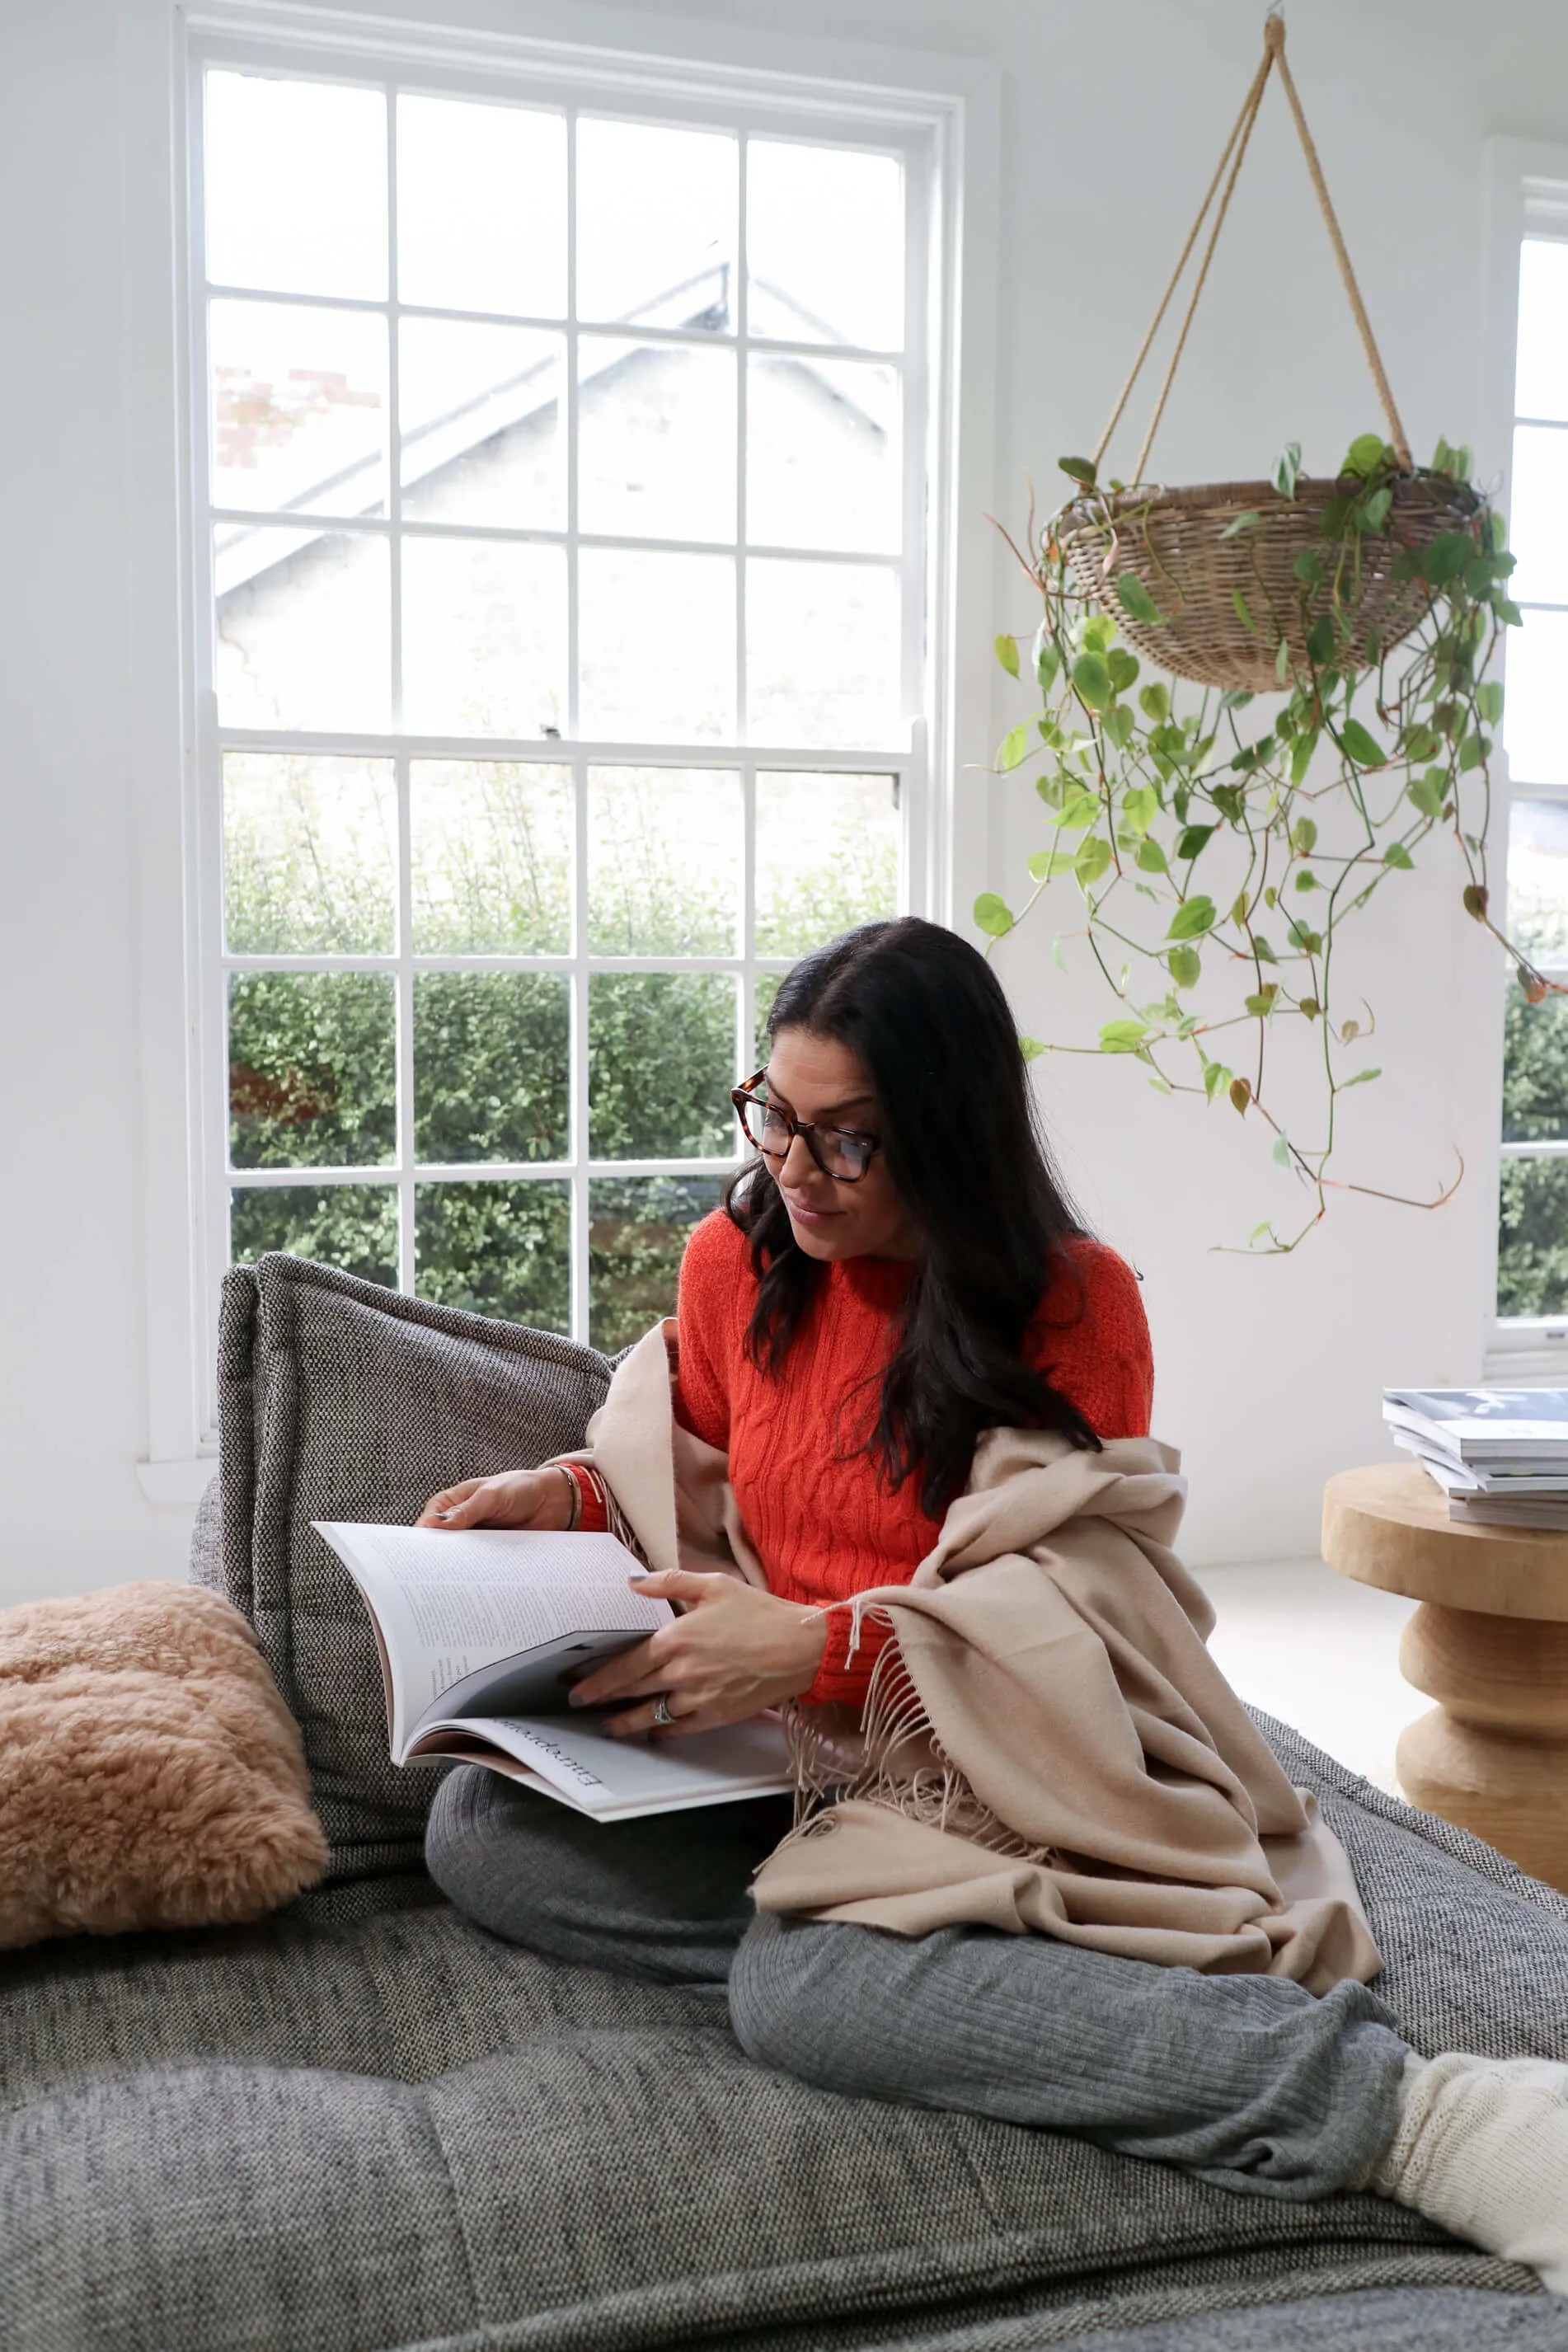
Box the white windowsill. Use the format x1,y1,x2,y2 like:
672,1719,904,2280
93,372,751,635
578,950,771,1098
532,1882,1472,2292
1484,1330,1568,1383
137,1458,219,1508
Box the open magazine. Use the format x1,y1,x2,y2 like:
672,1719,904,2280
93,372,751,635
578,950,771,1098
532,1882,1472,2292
315,1520,792,1822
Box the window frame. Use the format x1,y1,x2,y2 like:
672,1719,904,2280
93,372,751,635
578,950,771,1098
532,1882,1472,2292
132,0,1000,1489
1484,138,1568,1374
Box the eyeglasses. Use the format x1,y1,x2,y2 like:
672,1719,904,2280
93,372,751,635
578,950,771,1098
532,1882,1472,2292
730,1070,883,1183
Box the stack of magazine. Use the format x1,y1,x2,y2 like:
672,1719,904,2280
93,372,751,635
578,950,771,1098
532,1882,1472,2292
1383,1387,1568,1529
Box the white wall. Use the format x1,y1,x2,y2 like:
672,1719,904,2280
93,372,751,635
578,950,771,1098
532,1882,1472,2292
0,5,180,1599
3,0,1566,1603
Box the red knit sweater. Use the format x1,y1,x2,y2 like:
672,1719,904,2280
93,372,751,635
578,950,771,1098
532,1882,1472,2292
599,1212,1154,1709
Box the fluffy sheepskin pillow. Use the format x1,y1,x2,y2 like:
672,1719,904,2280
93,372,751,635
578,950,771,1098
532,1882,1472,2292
0,1580,328,1949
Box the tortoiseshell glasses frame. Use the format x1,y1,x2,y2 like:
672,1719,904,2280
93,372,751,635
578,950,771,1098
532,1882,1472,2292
730,1069,883,1183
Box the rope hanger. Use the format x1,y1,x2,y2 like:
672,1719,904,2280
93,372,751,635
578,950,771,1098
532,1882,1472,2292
1090,12,1412,486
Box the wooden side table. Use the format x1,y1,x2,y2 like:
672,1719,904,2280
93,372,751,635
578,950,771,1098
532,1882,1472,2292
1322,1461,1568,1892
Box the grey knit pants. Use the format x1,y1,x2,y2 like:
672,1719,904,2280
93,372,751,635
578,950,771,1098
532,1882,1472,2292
425,1763,1411,2201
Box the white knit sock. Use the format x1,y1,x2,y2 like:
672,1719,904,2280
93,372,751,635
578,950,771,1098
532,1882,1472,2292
1358,2048,1568,2289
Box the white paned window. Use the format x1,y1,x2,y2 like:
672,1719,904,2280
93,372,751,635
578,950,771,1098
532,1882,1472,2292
190,49,938,1359
1498,182,1568,1335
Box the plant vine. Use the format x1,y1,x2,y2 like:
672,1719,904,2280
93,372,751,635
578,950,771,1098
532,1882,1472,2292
980,433,1533,1251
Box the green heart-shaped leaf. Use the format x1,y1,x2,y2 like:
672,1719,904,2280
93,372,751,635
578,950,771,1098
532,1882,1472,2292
973,893,1014,938
1115,573,1162,624
1167,895,1217,941
1072,653,1113,712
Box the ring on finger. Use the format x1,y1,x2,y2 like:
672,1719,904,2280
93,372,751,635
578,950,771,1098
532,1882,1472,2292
652,1693,674,1727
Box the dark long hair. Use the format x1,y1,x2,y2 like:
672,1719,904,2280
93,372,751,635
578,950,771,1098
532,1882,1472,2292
725,918,1100,1517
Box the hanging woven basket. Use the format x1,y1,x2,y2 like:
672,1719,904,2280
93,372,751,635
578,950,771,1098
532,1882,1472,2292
1059,473,1482,695
1064,12,1462,694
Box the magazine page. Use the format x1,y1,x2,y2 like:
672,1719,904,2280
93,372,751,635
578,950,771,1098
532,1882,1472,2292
314,1523,669,1757
1385,1389,1568,1447
1394,1435,1568,1493
409,1711,794,1820
1385,1387,1568,1424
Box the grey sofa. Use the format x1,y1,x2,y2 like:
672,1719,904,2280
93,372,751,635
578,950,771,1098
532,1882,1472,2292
4,1253,1568,2352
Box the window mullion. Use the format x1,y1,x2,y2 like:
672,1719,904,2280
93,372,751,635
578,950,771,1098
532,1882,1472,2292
899,147,924,753
566,106,580,745
385,86,417,1293
735,139,753,1092
902,723,925,918
200,277,904,366
565,106,590,1345
189,80,234,1424
395,750,416,1289
741,755,757,1077
570,749,591,1346
735,134,749,758
215,726,909,766
209,512,908,566
387,87,404,735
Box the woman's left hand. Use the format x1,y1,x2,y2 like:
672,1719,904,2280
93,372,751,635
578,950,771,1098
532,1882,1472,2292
567,1570,829,1738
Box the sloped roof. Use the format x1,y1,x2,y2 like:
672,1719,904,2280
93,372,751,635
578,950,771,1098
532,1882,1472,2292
215,265,886,597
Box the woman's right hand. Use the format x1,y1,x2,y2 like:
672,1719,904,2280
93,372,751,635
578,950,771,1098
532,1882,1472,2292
415,1466,571,1531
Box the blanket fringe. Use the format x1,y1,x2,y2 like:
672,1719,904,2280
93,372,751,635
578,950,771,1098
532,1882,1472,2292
778,1607,1058,1869
603,1487,648,1566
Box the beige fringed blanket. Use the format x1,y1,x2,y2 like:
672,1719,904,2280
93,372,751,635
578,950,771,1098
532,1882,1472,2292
578,1322,1381,1996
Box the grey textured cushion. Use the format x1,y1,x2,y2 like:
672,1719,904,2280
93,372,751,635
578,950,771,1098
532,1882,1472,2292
0,1874,716,2111
1258,1709,1568,2062
0,2044,1514,2352
1006,2285,1568,2350
7,1730,1568,2352
191,1253,614,1881
0,1888,1523,2352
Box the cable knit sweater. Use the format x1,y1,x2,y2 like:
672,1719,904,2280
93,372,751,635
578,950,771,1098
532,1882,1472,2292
568,1211,1154,1708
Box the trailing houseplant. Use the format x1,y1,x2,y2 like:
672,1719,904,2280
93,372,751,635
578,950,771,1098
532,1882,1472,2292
979,431,1524,1251
971,14,1541,1249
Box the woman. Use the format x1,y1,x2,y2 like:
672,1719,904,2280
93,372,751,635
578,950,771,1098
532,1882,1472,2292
422,918,1568,2286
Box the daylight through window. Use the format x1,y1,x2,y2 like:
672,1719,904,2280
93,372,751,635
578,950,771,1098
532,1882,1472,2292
195,61,932,1350
1500,208,1568,1323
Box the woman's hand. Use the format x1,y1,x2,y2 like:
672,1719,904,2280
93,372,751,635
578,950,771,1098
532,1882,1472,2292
567,1569,829,1737
415,1467,572,1531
